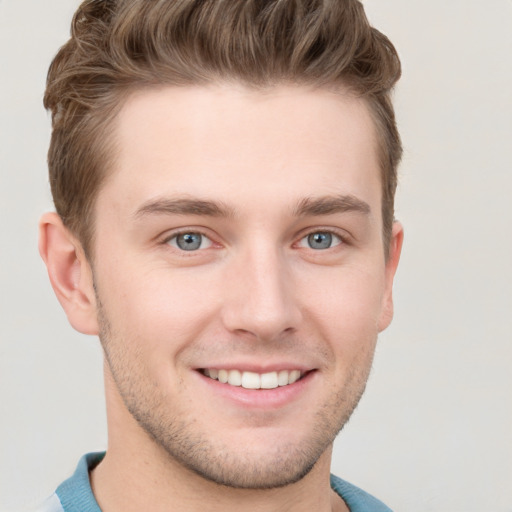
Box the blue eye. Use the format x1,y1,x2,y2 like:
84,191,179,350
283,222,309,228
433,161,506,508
168,232,212,251
299,231,342,250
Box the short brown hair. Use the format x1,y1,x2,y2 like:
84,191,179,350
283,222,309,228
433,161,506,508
44,0,402,255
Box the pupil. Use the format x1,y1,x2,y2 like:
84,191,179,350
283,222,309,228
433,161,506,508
177,233,201,250
308,232,332,250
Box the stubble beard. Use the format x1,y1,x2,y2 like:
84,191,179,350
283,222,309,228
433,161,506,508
96,298,375,490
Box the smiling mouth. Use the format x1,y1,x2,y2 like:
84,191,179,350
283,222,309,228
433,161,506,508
200,369,306,390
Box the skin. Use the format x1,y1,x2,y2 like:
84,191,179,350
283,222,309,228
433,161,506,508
39,84,403,512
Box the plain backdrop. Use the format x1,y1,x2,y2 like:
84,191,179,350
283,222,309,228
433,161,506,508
1,1,511,511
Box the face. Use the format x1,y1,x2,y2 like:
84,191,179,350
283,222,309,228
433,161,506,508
89,84,401,489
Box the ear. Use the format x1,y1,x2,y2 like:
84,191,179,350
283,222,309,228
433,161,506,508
39,212,99,335
377,221,404,332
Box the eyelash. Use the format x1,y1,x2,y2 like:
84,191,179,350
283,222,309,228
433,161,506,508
296,230,345,250
160,227,349,252
161,229,216,251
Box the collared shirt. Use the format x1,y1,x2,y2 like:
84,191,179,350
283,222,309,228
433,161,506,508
36,452,393,512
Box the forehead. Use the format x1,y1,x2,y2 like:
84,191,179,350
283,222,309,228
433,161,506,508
100,84,381,217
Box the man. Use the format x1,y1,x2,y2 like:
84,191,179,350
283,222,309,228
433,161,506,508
37,0,403,511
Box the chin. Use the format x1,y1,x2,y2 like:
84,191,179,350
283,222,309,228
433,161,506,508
128,392,358,490
159,433,328,489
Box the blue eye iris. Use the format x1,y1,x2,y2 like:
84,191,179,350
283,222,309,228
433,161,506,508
176,233,203,251
167,231,213,252
307,232,333,250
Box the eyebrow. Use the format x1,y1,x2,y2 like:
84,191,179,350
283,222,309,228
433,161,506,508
134,197,236,219
134,194,370,220
293,194,371,217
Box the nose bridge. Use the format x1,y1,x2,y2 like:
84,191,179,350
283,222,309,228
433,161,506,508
222,239,301,340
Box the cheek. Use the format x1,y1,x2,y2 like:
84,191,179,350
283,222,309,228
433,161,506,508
95,261,221,354
303,262,384,320
299,264,385,353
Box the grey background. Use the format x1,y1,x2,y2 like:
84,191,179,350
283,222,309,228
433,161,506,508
1,1,511,510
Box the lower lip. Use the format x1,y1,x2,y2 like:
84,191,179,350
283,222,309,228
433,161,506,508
195,370,317,409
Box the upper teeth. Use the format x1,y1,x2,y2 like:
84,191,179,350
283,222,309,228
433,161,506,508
204,369,302,389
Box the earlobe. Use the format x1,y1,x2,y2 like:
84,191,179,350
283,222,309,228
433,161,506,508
38,212,99,335
378,221,404,332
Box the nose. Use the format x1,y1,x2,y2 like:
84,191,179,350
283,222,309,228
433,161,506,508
220,245,302,341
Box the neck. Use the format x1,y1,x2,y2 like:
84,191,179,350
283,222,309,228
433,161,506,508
91,446,344,512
